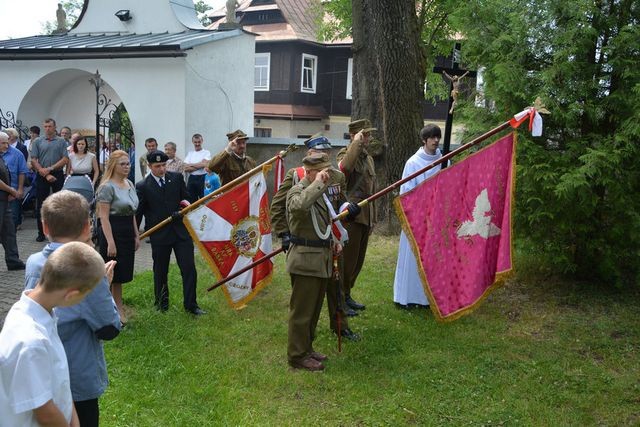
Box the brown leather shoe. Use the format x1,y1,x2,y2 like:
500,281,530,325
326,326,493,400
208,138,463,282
289,356,324,371
309,351,328,362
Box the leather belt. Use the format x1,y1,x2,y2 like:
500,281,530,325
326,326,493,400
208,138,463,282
290,236,331,248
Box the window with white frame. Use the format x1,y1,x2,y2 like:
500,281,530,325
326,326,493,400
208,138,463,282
301,53,318,93
346,58,353,99
255,52,270,91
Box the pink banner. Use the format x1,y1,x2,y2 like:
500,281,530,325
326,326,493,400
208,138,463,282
395,133,515,321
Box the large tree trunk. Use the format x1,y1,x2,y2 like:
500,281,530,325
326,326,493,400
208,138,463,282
351,0,382,131
351,0,424,233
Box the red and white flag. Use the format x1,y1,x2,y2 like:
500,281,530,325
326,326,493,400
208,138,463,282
274,155,286,190
184,173,273,308
394,133,516,321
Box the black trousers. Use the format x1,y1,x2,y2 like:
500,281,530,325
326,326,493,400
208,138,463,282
0,199,21,267
151,238,198,311
74,398,99,427
35,171,64,236
187,174,205,203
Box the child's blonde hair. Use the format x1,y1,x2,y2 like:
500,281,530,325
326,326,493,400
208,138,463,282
40,242,105,293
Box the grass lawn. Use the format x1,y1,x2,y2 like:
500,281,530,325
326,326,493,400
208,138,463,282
102,234,639,426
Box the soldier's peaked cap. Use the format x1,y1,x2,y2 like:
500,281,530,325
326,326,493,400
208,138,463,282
348,119,377,134
303,133,332,150
302,153,331,170
226,129,249,141
147,150,169,164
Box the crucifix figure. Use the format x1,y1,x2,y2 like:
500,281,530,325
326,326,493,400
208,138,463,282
432,43,477,162
443,70,470,114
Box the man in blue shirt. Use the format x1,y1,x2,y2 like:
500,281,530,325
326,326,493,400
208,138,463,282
25,190,121,427
0,132,25,270
1,130,28,230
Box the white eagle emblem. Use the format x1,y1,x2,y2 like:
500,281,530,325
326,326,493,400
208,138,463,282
456,189,501,239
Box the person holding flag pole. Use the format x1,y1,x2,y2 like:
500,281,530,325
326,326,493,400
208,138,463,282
136,150,205,315
271,134,362,343
285,153,344,371
137,144,297,310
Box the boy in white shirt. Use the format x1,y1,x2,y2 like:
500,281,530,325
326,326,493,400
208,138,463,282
0,242,106,427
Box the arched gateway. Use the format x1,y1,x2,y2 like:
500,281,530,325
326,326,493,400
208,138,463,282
0,0,255,178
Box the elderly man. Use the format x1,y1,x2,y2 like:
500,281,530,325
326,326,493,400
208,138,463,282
164,142,185,174
336,119,378,312
0,131,28,231
271,134,362,341
285,153,342,371
30,118,69,242
60,126,72,145
0,132,26,270
207,129,256,185
5,128,28,162
183,133,210,202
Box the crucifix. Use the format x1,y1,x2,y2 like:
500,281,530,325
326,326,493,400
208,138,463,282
433,42,477,165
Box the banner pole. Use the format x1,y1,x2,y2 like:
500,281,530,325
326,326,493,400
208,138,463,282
206,247,285,292
140,144,297,240
206,120,516,285
333,121,512,222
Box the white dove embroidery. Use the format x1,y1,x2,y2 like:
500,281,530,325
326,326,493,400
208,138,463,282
456,189,501,239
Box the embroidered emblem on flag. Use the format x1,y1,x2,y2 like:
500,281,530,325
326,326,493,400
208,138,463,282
394,133,516,321
184,173,273,308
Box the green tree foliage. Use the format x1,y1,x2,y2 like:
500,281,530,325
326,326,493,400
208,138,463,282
194,0,213,25
319,0,460,102
454,0,640,286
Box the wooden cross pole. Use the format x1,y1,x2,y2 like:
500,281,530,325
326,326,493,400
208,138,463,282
432,42,477,165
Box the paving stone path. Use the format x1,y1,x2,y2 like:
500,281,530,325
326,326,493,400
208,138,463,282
1,216,156,322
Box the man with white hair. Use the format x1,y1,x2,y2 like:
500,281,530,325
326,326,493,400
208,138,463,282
0,131,26,270
5,128,28,161
0,130,28,231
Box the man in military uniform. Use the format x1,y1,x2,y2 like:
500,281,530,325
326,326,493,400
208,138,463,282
286,153,347,371
271,134,361,342
336,119,378,312
207,130,256,185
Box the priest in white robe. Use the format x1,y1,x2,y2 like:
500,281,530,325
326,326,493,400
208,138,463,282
393,124,444,307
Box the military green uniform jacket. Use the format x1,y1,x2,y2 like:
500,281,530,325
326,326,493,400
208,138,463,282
139,155,149,177
271,166,347,236
285,177,333,279
207,149,257,185
337,141,377,227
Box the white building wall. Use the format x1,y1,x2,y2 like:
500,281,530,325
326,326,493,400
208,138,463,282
71,0,203,34
0,58,187,179
184,33,255,154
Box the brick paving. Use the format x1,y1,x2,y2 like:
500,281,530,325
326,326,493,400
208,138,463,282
0,216,156,322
